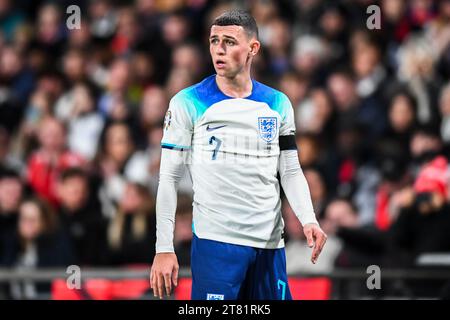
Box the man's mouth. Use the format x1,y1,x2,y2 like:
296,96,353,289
215,60,226,68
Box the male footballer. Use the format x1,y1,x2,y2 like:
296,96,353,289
150,9,327,300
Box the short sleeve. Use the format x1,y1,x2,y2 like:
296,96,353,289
161,93,194,151
278,93,296,136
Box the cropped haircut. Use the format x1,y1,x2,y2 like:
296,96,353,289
211,9,259,39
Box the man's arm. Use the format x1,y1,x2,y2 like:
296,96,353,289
276,92,327,264
155,148,187,253
279,146,318,225
278,136,327,264
151,92,194,299
151,149,186,299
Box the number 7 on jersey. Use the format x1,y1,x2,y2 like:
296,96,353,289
209,136,222,160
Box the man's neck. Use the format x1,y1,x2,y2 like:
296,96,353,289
215,73,253,98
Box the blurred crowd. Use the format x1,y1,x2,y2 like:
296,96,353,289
1,0,450,299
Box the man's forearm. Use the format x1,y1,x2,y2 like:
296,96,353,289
155,149,187,253
279,150,318,226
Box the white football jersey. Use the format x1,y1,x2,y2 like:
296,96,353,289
161,75,296,249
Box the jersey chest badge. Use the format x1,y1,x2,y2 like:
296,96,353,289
258,117,278,142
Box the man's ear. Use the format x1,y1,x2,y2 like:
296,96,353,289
249,39,261,56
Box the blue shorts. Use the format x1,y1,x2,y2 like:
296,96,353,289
190,234,292,300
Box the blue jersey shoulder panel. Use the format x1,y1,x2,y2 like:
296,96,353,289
249,80,291,121
173,75,291,124
174,75,231,124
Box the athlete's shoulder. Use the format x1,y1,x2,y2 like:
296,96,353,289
173,75,216,100
252,80,292,117
169,75,218,122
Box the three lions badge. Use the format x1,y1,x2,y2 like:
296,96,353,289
258,117,278,142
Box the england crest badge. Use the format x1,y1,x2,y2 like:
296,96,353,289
258,117,278,142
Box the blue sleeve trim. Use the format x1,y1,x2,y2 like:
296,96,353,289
161,143,191,151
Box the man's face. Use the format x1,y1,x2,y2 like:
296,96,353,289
19,202,43,241
209,25,259,78
0,177,23,212
38,119,66,152
327,74,356,110
58,177,88,211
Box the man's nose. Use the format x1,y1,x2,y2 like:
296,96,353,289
216,42,226,55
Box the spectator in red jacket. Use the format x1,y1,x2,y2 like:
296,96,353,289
26,117,85,207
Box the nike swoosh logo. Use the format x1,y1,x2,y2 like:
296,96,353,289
206,124,227,131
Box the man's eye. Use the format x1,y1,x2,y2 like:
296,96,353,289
226,40,235,45
211,39,219,44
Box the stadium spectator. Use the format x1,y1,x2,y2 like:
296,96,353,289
387,155,450,297
106,181,156,266
330,199,386,269
264,17,291,76
35,3,66,60
0,168,24,261
0,197,75,299
161,11,192,48
56,83,105,161
136,86,168,147
0,45,34,109
326,198,387,298
396,34,442,127
0,0,25,43
26,117,85,207
388,155,450,266
128,51,155,96
14,88,52,159
292,34,329,85
56,167,107,266
295,87,333,137
171,42,206,82
98,58,132,119
327,69,387,143
0,126,23,173
111,7,140,56
350,32,388,100
88,0,117,40
59,48,89,86
382,89,418,159
95,121,152,218
278,72,309,113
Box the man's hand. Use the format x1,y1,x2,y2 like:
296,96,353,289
303,223,327,264
150,252,179,299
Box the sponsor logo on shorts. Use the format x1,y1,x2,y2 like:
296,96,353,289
207,293,224,300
